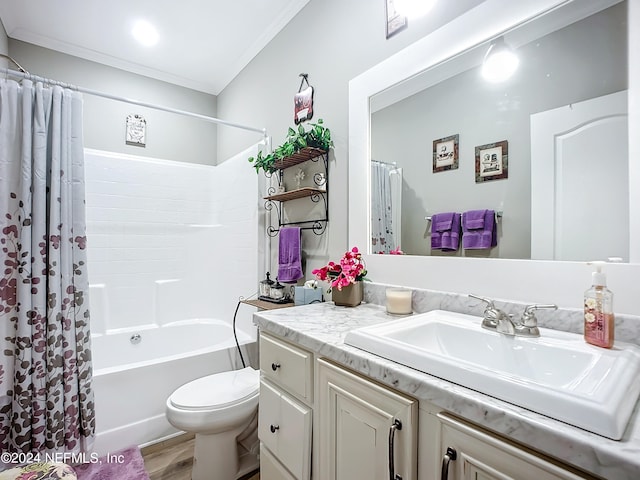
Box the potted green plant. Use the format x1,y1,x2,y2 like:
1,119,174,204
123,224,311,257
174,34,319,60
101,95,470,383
248,119,334,174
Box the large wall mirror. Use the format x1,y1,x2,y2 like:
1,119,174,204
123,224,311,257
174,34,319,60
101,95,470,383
349,0,639,311
370,0,627,261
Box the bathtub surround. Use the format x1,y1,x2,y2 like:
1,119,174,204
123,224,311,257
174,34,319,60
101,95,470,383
84,145,261,454
85,146,260,337
0,79,95,455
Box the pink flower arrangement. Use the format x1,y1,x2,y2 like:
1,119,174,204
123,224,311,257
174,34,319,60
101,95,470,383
312,247,368,291
375,246,404,255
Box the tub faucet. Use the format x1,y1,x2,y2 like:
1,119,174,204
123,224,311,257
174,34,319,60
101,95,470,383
469,294,516,336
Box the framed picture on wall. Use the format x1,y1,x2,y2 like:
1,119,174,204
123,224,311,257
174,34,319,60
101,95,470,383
385,0,407,38
475,140,508,182
433,134,459,173
125,114,146,147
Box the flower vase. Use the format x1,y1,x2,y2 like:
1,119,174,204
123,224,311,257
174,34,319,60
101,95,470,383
332,281,363,307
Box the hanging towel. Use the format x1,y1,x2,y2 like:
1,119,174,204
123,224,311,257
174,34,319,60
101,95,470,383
431,212,461,251
462,209,497,249
278,227,304,282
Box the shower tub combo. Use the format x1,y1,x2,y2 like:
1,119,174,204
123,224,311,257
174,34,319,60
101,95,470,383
84,147,262,455
91,319,253,455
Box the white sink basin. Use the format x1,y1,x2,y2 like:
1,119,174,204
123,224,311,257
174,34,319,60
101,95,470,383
344,310,640,439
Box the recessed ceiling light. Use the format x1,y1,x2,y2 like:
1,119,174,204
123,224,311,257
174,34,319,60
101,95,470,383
132,20,159,47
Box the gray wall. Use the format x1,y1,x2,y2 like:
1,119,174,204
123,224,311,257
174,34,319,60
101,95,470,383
217,0,485,279
0,18,8,60
371,3,627,259
8,40,218,165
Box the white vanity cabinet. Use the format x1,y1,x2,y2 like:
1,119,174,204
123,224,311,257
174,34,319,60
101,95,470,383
256,325,602,480
434,413,597,480
317,358,418,480
258,332,313,480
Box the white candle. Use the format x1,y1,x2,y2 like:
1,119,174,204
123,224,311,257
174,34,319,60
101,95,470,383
386,288,412,315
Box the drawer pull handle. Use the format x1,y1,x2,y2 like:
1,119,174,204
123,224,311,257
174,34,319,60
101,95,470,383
271,362,281,371
440,447,457,480
388,419,402,480
270,424,280,433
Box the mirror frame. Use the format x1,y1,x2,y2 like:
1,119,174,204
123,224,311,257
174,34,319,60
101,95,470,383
348,0,640,314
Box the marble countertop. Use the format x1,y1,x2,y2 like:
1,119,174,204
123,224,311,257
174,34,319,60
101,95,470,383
253,302,640,480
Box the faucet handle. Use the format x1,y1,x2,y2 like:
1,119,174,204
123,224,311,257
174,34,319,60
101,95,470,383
468,294,495,310
469,294,503,330
521,304,558,326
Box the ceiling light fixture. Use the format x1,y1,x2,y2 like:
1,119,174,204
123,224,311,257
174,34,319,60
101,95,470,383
132,20,159,47
394,0,437,19
481,37,519,83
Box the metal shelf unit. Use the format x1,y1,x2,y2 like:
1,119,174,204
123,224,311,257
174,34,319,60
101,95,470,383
264,147,328,237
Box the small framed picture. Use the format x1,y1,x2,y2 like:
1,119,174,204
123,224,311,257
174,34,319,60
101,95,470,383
433,134,459,173
475,140,508,182
125,114,146,147
385,0,407,39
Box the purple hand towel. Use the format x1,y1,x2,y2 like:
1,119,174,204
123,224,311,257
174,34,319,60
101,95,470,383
462,209,497,249
431,212,461,251
278,227,303,282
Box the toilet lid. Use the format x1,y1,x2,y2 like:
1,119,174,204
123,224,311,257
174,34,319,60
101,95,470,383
170,367,259,410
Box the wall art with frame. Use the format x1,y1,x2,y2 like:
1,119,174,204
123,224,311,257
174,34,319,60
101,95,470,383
385,0,407,38
475,140,508,182
433,134,459,173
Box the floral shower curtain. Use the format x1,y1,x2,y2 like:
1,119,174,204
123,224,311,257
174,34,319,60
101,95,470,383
371,162,402,254
0,79,94,456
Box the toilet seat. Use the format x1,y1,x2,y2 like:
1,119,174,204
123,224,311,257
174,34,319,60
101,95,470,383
165,367,261,479
169,367,259,411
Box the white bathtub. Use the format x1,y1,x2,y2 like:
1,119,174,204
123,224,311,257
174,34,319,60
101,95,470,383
91,319,254,455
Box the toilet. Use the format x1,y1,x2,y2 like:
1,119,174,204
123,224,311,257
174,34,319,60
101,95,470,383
166,367,260,480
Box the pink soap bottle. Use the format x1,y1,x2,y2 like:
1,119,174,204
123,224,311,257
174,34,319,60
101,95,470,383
584,263,615,349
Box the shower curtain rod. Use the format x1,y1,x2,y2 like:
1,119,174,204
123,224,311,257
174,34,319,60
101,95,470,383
0,65,268,137
0,53,27,73
371,159,397,166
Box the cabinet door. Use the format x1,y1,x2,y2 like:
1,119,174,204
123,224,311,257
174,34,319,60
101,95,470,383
438,413,594,480
260,444,297,480
318,358,418,480
259,379,312,480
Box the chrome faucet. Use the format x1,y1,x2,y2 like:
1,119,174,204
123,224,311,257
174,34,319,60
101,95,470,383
469,295,558,338
469,294,516,336
515,304,558,337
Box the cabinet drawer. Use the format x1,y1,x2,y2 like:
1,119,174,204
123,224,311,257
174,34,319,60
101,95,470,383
260,332,313,403
259,379,312,480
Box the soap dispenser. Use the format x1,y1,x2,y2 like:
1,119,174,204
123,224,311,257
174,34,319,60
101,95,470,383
584,262,615,348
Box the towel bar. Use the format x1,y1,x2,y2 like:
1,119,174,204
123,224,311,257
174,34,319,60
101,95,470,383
425,210,503,223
